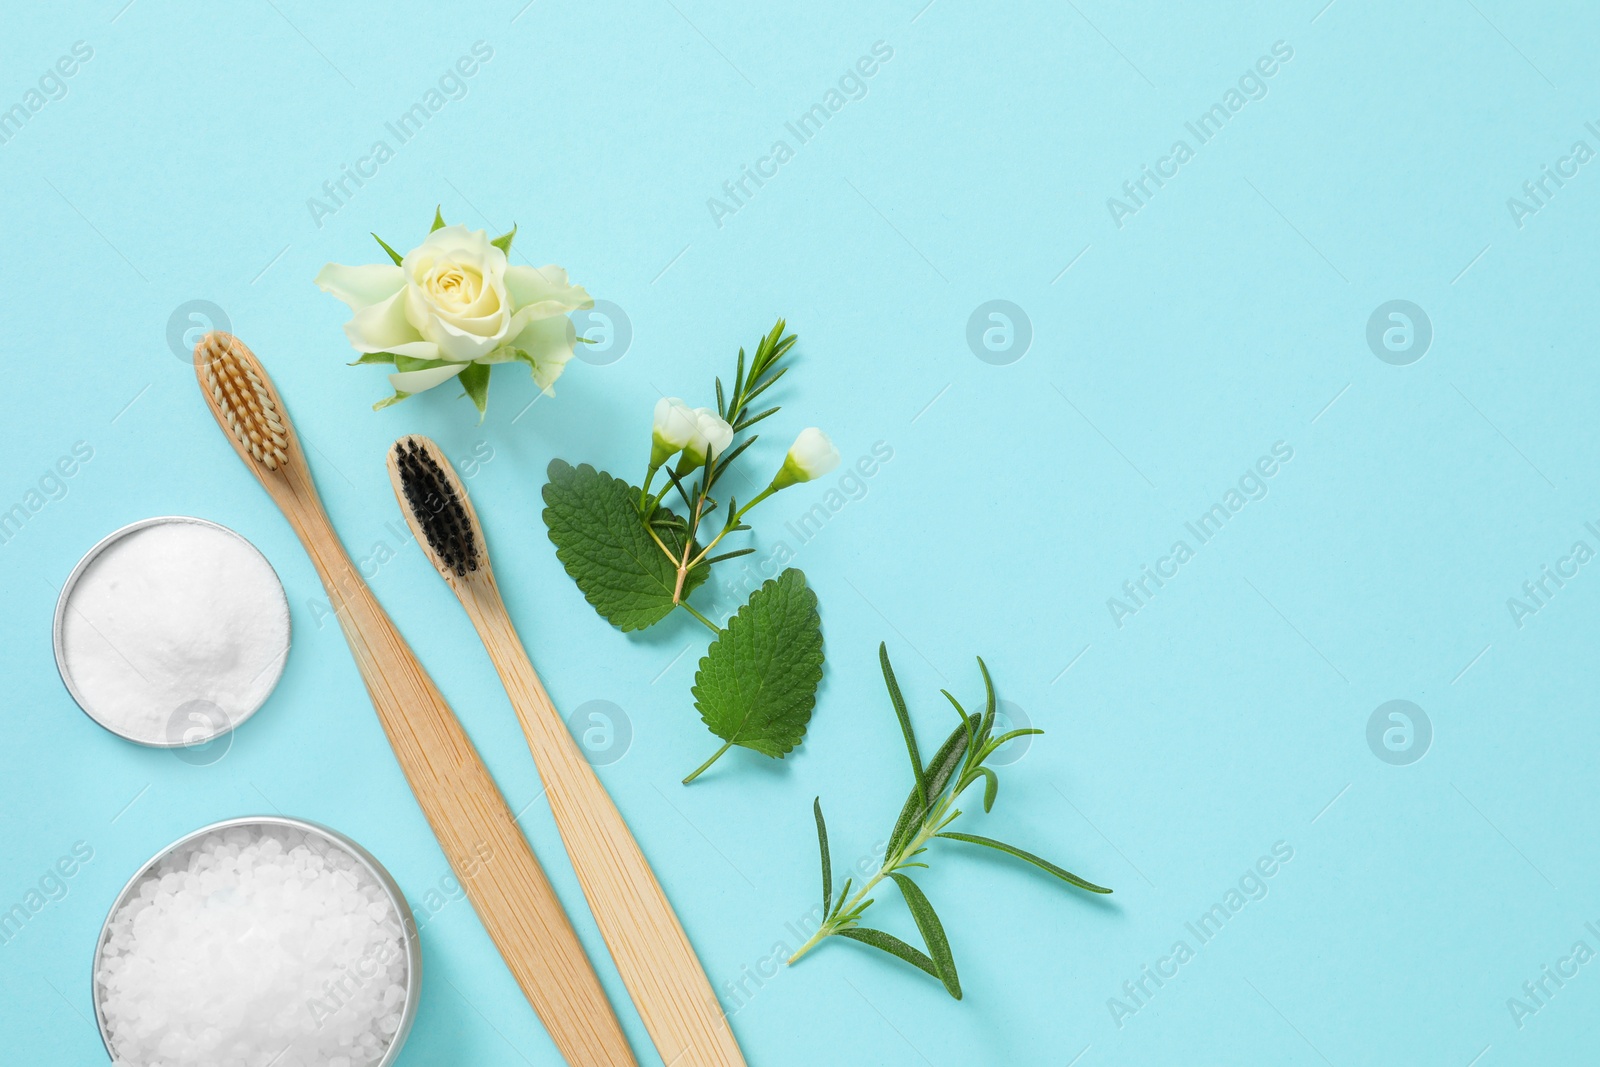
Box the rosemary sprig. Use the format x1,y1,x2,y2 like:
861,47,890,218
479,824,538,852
787,645,1111,996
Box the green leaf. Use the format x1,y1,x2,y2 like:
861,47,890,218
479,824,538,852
980,728,1044,764
974,766,998,812
687,568,823,779
372,390,412,411
880,644,927,808
814,798,832,915
491,223,517,255
348,352,397,366
889,874,961,999
711,436,757,481
936,832,1112,894
393,354,454,373
976,656,997,747
541,460,708,632
371,232,404,265
733,405,779,433
886,714,977,859
942,690,975,769
459,362,490,421
431,205,446,231
835,927,939,979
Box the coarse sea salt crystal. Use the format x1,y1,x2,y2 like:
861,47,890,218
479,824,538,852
95,824,410,1067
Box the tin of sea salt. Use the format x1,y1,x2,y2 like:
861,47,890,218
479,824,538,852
91,815,423,1067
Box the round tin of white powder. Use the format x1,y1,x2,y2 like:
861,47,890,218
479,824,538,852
52,516,291,747
91,816,422,1067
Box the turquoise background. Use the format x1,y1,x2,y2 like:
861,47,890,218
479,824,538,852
2,1,1598,1064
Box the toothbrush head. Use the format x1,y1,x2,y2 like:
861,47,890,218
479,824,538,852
194,332,294,474
389,435,485,582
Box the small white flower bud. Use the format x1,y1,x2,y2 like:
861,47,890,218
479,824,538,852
681,408,735,468
651,397,698,466
770,428,840,490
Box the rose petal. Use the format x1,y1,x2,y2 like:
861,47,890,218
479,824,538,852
388,362,468,394
409,298,505,362
407,225,506,273
384,340,442,359
510,315,577,393
345,289,425,354
314,263,405,310
505,265,593,317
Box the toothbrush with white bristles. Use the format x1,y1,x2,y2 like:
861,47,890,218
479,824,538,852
192,332,636,1067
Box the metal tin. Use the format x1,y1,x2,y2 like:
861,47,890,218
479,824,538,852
91,815,423,1066
52,515,291,748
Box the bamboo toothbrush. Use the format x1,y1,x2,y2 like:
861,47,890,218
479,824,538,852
192,333,636,1067
387,435,747,1067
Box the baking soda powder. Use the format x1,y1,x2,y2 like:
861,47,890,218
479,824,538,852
57,519,290,745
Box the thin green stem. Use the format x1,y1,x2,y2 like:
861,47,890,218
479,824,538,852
682,740,734,784
686,526,732,569
787,924,831,964
644,522,681,565
683,485,769,569
640,463,660,508
734,484,777,522
680,602,719,633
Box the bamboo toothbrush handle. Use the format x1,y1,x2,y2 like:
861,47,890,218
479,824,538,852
466,594,746,1067
281,487,637,1067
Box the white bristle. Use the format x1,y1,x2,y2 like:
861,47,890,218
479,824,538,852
202,336,290,470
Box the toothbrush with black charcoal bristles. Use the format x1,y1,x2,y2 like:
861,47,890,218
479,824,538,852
388,434,747,1067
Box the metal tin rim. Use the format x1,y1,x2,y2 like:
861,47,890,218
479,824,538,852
91,815,423,1066
52,515,292,748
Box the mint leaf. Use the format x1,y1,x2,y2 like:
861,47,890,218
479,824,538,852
684,568,823,781
541,459,707,632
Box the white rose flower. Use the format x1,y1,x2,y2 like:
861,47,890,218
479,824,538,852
651,397,699,465
680,407,735,468
314,221,591,411
771,428,840,490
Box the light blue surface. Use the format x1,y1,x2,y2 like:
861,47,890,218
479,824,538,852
2,2,1598,1064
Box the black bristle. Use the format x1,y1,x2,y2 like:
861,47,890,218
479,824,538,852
394,440,479,577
